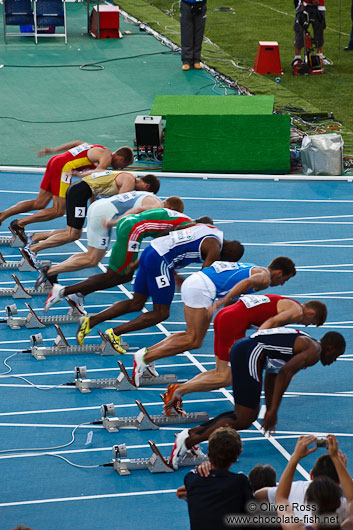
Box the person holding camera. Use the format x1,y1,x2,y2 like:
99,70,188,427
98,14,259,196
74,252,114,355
180,0,207,71
275,434,353,529
293,0,327,64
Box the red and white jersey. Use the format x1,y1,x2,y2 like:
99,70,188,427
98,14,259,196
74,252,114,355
301,0,325,11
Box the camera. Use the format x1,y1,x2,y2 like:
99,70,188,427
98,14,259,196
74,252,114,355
316,437,327,448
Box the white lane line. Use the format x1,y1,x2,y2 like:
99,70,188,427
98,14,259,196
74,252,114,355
181,197,353,203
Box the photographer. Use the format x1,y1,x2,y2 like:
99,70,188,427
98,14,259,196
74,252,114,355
275,435,353,529
180,0,207,71
293,0,327,64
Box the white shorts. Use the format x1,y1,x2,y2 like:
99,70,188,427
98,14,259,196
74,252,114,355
86,200,117,250
181,271,216,309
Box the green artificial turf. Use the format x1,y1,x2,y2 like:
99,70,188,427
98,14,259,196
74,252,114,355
116,0,353,154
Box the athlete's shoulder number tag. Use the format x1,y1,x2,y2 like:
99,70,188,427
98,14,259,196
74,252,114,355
155,274,170,289
240,295,270,309
212,261,239,274
99,237,108,248
116,191,137,202
128,241,140,252
68,143,90,156
169,228,193,245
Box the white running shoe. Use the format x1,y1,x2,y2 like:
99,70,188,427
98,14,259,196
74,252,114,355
67,292,87,316
170,429,189,470
132,347,148,387
44,283,64,312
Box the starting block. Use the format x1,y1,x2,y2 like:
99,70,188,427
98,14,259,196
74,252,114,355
3,301,84,330
27,324,129,360
0,274,51,299
73,360,178,393
99,400,209,432
0,249,51,272
111,440,207,475
0,231,24,248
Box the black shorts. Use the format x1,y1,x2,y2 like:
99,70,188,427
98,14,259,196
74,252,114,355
294,8,326,49
66,180,93,230
230,337,265,410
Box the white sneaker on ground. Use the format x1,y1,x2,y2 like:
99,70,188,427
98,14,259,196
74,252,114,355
170,429,190,470
44,283,65,312
67,292,87,316
132,347,148,387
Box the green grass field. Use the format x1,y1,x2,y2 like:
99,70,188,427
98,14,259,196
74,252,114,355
116,0,353,153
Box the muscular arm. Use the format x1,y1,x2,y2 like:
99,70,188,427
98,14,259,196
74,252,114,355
216,268,271,309
36,140,82,157
263,337,320,431
259,300,303,330
200,237,222,268
70,147,114,178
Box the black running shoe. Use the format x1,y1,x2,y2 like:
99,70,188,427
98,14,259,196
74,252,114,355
9,220,26,244
35,266,58,289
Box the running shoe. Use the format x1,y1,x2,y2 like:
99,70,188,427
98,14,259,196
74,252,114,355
22,246,40,270
9,220,26,244
25,232,35,248
44,283,65,312
104,328,126,354
132,347,148,387
163,383,183,416
76,316,92,345
67,293,87,316
170,429,190,470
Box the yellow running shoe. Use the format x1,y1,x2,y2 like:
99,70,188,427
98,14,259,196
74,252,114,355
105,328,126,354
76,316,92,346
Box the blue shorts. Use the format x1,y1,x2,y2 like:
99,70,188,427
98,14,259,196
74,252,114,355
134,245,176,305
230,338,265,410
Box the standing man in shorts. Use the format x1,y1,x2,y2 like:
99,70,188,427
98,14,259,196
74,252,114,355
293,0,326,64
35,194,184,286
163,294,327,414
133,258,297,388
170,328,346,469
0,141,134,241
23,172,160,266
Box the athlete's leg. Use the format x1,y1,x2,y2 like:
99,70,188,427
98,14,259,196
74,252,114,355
31,228,68,244
111,302,170,335
63,267,131,297
30,225,82,253
47,247,106,276
19,195,66,227
0,189,52,225
145,305,211,363
88,293,149,329
177,357,232,397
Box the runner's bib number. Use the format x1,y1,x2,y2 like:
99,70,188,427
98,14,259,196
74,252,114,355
75,207,86,218
169,228,193,246
211,261,239,274
114,191,137,202
90,170,113,179
240,295,270,309
128,241,140,252
61,172,71,184
156,275,170,288
68,143,91,156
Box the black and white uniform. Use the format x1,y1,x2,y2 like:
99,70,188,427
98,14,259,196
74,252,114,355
230,327,311,409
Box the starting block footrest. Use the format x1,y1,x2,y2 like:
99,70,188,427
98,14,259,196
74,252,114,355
112,440,207,475
5,302,84,329
0,274,51,299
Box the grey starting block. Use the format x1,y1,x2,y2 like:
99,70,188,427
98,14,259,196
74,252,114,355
28,324,129,360
111,440,207,475
0,249,51,272
0,274,51,299
4,301,84,330
0,232,23,248
74,359,178,393
100,399,209,432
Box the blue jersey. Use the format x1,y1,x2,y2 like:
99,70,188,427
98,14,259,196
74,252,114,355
200,261,258,298
151,224,223,270
249,327,310,377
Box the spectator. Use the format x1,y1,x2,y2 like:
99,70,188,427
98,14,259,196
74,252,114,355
344,0,353,51
249,464,277,493
293,0,327,64
275,434,353,529
180,0,207,71
255,451,348,521
176,427,252,530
